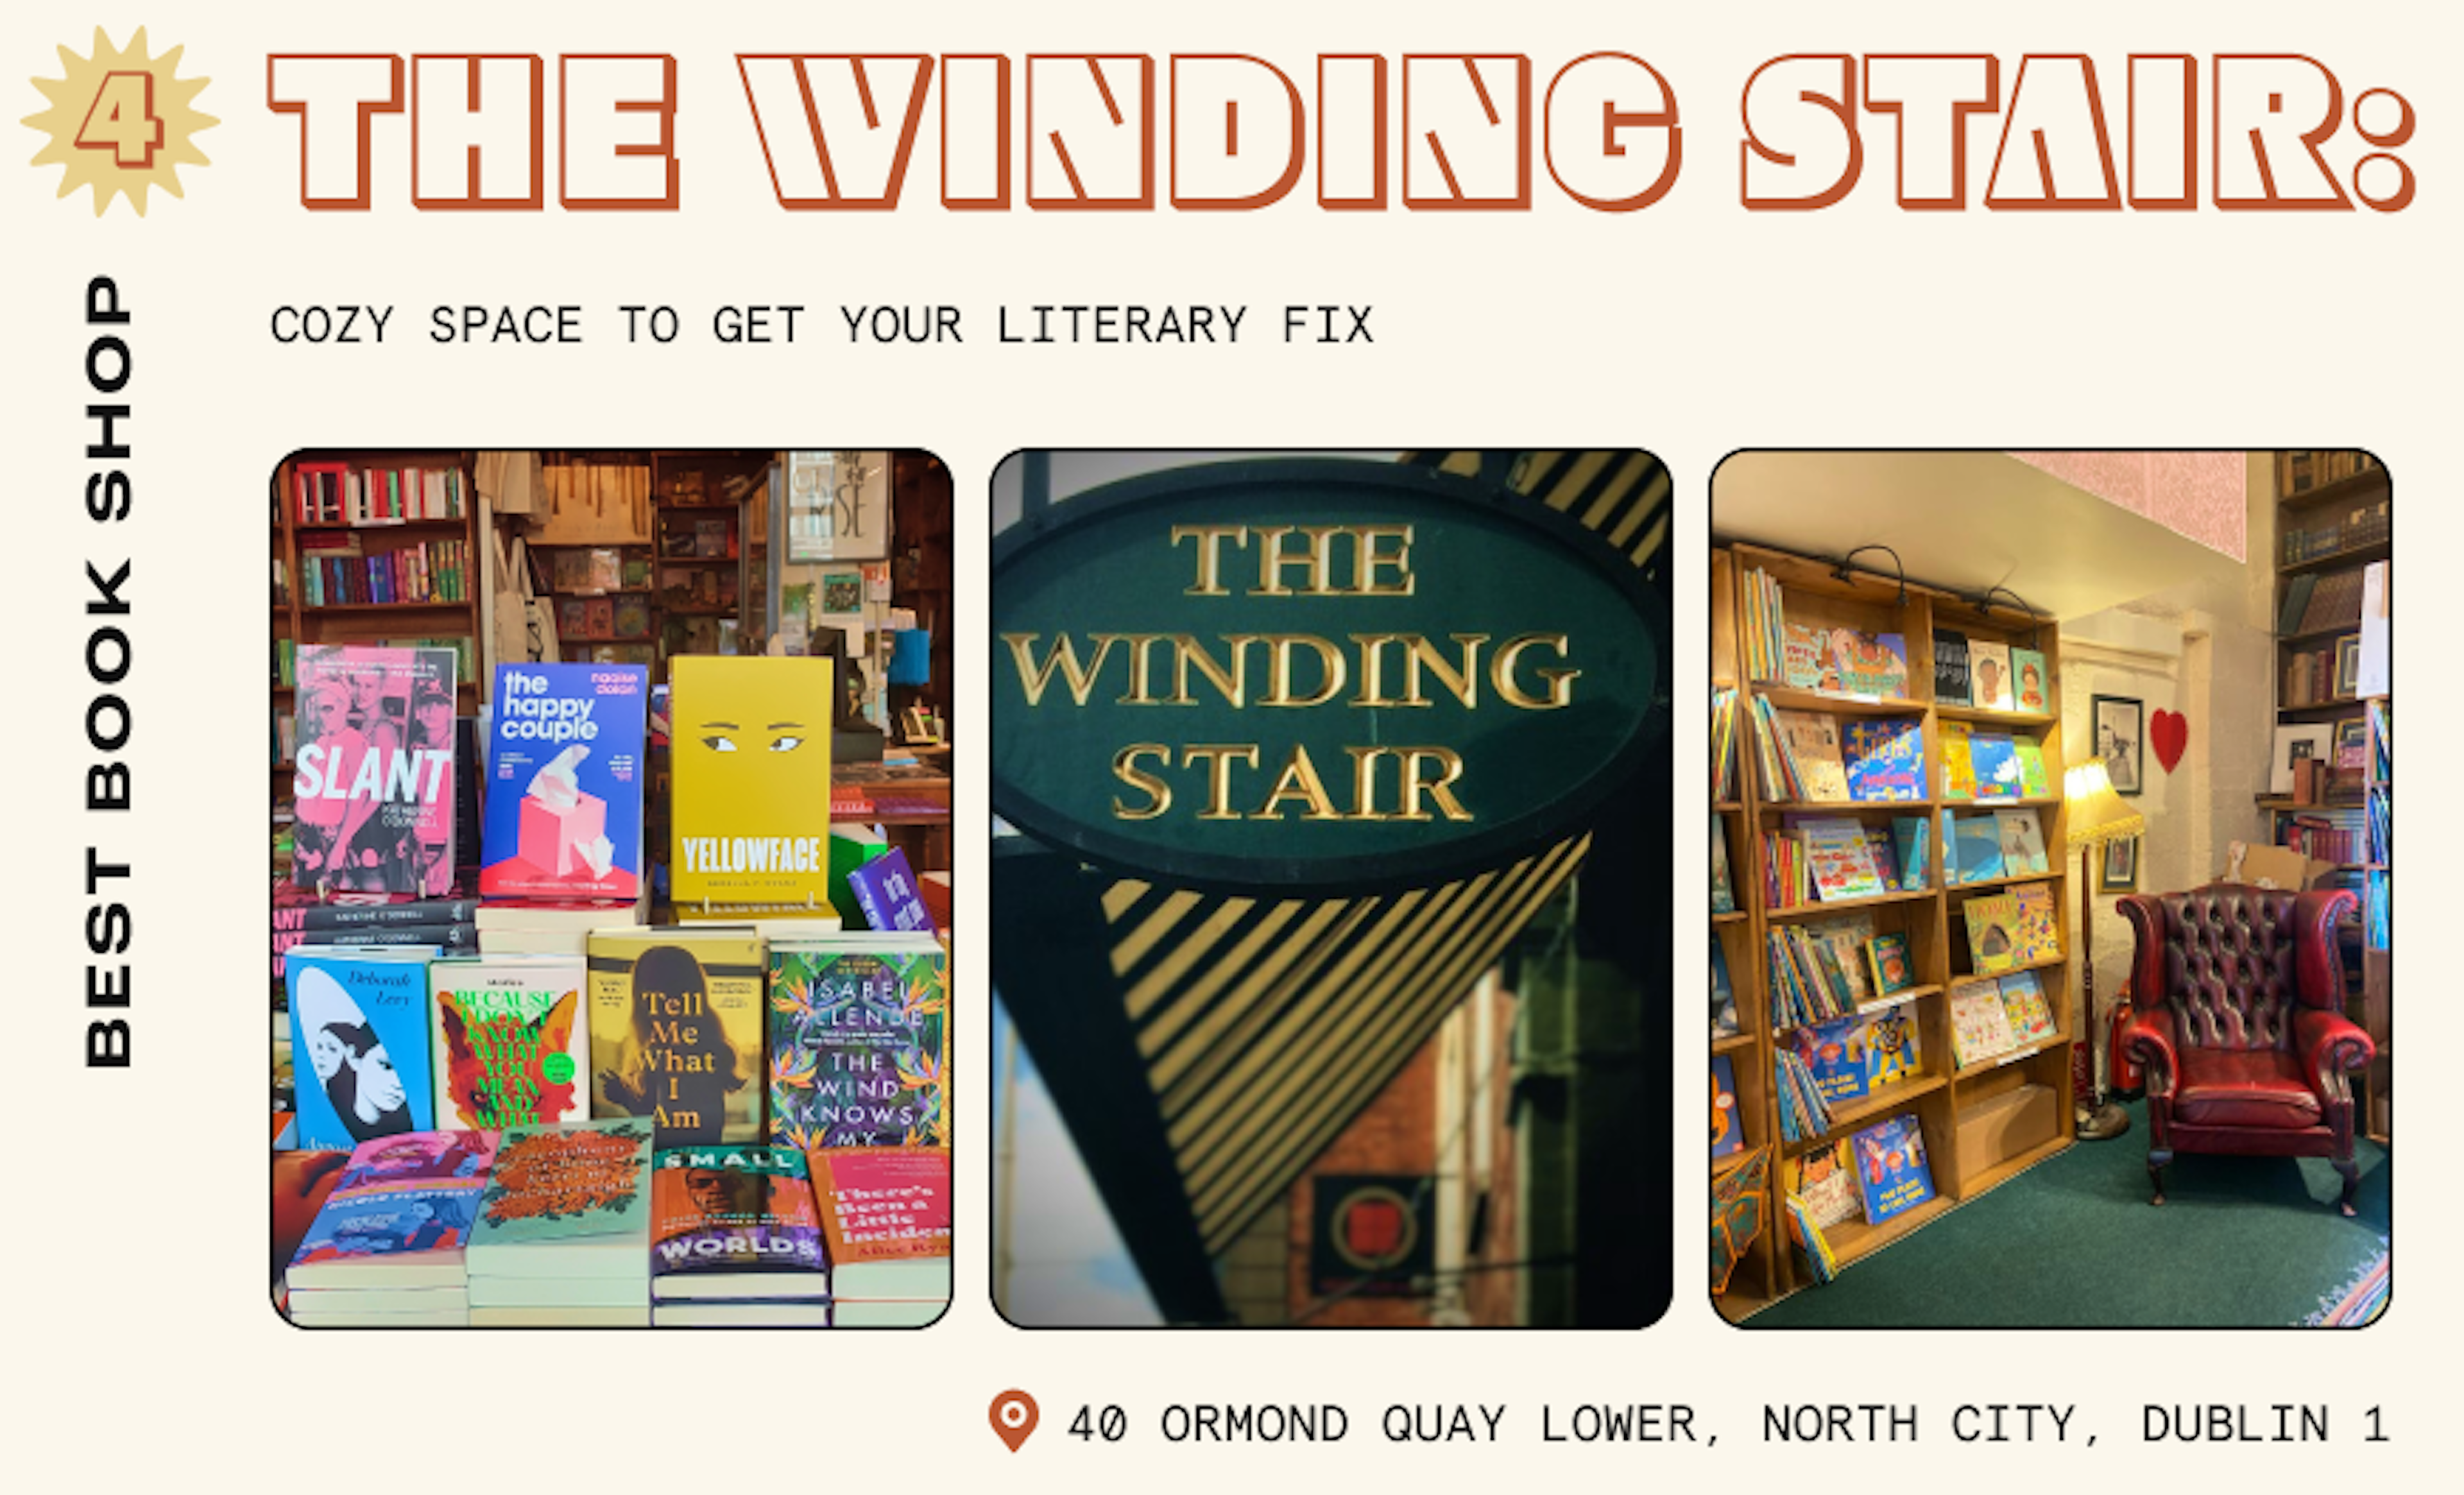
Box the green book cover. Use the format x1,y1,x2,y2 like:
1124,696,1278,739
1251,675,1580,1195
767,940,948,1151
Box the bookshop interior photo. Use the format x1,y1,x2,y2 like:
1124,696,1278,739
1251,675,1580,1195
270,449,955,1328
1709,450,2391,1329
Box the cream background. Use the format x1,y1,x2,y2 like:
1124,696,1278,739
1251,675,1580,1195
6,3,2449,1490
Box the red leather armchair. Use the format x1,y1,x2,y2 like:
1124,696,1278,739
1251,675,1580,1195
2119,885,2375,1215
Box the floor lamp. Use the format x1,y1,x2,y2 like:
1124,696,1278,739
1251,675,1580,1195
2063,758,2144,1142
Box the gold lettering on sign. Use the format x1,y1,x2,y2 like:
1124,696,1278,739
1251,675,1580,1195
1011,515,1602,828
1111,744,1174,819
1493,633,1579,709
1183,745,1262,819
1171,525,1248,596
1005,632,1118,706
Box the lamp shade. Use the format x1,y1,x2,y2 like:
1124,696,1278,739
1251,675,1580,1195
2064,758,2145,849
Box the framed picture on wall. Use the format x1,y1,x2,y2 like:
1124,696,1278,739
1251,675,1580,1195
2334,634,2362,699
2101,836,2141,893
2092,694,2144,796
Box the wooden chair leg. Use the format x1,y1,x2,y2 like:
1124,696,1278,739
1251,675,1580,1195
2147,1150,2169,1207
2334,1158,2359,1217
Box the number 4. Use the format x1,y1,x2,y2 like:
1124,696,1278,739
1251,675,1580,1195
78,71,164,167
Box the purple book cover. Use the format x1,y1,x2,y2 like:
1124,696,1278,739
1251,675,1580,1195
846,846,935,933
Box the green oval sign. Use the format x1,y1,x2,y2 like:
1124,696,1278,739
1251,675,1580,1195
991,458,1664,893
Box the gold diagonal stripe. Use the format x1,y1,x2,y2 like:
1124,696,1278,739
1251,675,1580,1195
1163,882,1473,1144
1579,451,1652,531
1176,862,1527,1187
1147,898,1356,1093
1122,895,1255,1021
1134,900,1304,1052
1194,837,1589,1243
1159,886,1438,1138
1607,466,1671,548
1186,835,1587,1218
1543,450,1613,511
1109,888,1204,978
1100,878,1151,922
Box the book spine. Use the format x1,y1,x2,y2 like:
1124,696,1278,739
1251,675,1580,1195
290,898,481,930
291,921,478,947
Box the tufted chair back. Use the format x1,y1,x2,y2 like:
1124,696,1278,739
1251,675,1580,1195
2154,886,2299,1049
2122,884,2351,1054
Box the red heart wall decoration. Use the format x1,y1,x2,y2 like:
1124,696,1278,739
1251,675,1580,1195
2149,709,2188,774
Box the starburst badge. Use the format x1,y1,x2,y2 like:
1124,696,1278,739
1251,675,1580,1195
24,27,217,216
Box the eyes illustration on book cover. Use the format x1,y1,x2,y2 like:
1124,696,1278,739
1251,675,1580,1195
694,721,808,753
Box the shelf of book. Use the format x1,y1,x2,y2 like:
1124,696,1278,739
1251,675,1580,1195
2270,454,2390,1143
1953,1130,2072,1200
2279,538,2391,579
1820,1193,1957,1270
2275,459,2387,514
1782,1075,1949,1154
1713,540,2076,1320
1764,887,1936,921
1932,703,2056,729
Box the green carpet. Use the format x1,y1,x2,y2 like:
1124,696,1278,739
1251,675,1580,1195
1749,1102,2391,1328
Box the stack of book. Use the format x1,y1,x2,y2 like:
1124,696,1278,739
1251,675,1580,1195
465,1119,656,1327
286,1131,499,1327
810,1147,954,1327
649,1145,834,1326
272,892,479,981
1773,1048,1836,1143
1740,566,1786,683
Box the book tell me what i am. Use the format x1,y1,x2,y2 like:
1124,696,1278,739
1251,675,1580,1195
588,931,766,1145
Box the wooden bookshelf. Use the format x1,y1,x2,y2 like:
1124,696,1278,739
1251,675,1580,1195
271,451,484,786
2268,452,2390,1142
1712,541,2076,1321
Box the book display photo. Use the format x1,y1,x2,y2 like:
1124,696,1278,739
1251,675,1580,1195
272,449,956,1329
1711,450,2391,1328
993,450,1672,1328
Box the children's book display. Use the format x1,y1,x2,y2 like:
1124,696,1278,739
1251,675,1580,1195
1943,812,2006,885
1800,817,1887,901
1841,718,1924,801
1864,932,1913,995
1713,1057,1744,1158
1962,892,2024,973
1864,1010,1921,1086
1784,624,1911,697
277,652,955,1328
1948,973,2062,1067
1852,1115,1937,1224
1770,708,1851,801
1712,815,1736,914
1712,939,1740,1038
2011,648,2049,713
1968,642,2014,712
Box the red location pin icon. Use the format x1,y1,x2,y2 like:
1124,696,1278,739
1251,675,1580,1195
991,1390,1040,1452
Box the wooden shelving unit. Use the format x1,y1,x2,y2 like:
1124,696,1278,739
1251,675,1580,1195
271,450,484,781
2270,452,2391,1143
1713,542,2076,1322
